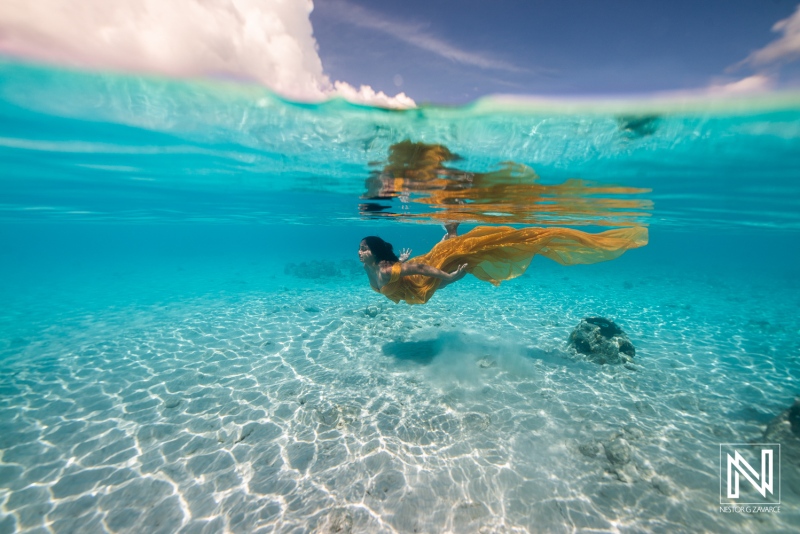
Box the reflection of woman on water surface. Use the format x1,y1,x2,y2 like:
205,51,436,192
360,140,653,227
360,223,648,305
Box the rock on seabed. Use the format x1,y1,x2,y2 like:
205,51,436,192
567,316,635,365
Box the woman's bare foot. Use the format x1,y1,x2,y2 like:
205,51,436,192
441,222,460,241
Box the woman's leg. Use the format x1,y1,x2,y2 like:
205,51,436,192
441,222,460,241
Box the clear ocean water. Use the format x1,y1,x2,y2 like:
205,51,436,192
1,61,799,533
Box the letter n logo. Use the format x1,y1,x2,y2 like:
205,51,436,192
720,444,780,505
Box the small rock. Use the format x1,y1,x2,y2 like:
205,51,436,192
652,475,674,496
578,442,600,458
611,463,637,483
365,306,380,318
477,357,495,368
622,425,645,441
328,508,353,533
567,316,635,365
604,438,631,465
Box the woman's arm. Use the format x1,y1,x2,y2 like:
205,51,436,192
399,262,468,282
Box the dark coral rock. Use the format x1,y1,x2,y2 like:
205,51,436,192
568,316,635,365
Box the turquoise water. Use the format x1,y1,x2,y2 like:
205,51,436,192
1,61,800,533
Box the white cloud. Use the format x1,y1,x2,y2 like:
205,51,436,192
0,0,414,108
332,80,415,108
740,4,800,66
706,75,775,95
321,0,524,73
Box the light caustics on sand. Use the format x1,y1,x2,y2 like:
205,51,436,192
1,262,798,533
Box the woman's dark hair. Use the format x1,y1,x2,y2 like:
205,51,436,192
361,236,399,263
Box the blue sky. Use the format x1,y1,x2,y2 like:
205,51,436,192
311,0,800,104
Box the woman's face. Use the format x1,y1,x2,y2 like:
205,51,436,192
358,241,374,264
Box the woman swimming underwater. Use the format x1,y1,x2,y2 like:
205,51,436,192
359,223,648,305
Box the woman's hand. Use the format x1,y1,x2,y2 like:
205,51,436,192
399,248,412,262
400,262,468,286
448,263,468,282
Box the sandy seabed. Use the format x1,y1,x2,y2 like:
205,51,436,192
0,258,798,533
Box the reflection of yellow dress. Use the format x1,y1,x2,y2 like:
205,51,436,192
379,225,648,305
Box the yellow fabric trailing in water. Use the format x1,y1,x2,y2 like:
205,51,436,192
379,225,648,305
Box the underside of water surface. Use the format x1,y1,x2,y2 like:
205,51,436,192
1,61,799,533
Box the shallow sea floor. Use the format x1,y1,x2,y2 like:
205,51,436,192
1,254,799,533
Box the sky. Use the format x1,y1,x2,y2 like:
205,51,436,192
311,0,800,104
1,0,800,106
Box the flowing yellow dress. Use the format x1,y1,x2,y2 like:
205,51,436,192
378,225,648,305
